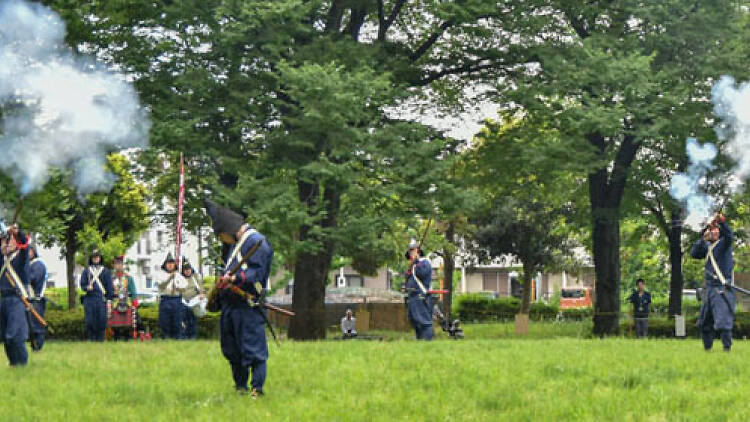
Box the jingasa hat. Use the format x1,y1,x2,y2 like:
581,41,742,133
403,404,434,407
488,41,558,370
404,238,425,259
161,252,176,272
181,256,194,274
204,199,245,242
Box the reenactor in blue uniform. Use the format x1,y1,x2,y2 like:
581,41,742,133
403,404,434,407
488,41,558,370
627,279,651,339
0,225,30,365
205,199,273,398
157,253,186,339
80,248,115,342
403,240,434,340
26,245,48,351
181,257,203,340
691,213,735,352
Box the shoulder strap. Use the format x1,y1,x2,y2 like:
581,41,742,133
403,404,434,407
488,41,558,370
1,252,28,298
89,266,106,295
227,229,258,269
708,242,732,286
411,259,429,294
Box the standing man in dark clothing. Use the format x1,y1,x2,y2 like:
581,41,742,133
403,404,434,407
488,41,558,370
0,225,30,365
80,248,114,342
691,213,735,352
628,279,651,339
205,199,273,398
26,245,47,351
403,240,434,341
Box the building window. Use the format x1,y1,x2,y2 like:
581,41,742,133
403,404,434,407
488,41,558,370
146,235,152,255
157,230,163,247
146,277,153,289
137,240,141,255
482,272,498,292
346,275,364,288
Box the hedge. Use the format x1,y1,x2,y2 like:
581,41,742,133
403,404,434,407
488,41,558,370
43,307,222,341
456,294,559,322
621,312,750,338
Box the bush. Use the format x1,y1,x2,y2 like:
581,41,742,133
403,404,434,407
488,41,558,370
560,307,592,320
620,312,750,338
456,294,559,322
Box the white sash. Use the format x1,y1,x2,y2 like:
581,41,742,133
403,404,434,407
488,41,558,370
226,229,258,271
411,258,429,294
1,252,28,298
88,266,106,300
708,241,733,286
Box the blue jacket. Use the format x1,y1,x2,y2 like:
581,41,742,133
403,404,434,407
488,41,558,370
628,291,651,318
0,230,29,294
79,266,115,300
221,228,273,306
405,258,433,327
25,258,47,298
690,221,733,285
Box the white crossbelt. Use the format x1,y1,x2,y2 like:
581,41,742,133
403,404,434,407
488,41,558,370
226,229,258,271
411,259,429,295
708,241,733,286
1,252,28,298
88,266,106,301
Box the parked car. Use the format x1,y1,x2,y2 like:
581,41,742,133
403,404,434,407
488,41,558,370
682,289,698,301
560,286,593,309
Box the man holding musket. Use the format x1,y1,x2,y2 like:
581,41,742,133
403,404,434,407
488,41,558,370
0,225,30,365
205,200,274,397
691,213,735,352
403,240,434,341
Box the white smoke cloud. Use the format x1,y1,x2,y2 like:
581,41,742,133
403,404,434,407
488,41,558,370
0,0,149,195
669,138,718,230
712,75,750,182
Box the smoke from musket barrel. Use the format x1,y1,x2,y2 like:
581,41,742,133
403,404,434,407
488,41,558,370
670,76,750,230
669,138,718,230
0,0,149,196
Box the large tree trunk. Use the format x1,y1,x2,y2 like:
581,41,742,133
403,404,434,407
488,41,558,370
288,180,340,340
442,221,455,320
587,132,639,336
65,225,78,310
591,211,621,335
667,210,683,317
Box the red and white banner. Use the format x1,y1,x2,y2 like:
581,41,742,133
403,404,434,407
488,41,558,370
176,153,185,272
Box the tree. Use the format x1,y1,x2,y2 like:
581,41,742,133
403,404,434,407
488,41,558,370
467,114,580,323
500,1,749,334
23,154,149,308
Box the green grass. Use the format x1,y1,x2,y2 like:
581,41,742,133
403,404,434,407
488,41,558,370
2,324,749,421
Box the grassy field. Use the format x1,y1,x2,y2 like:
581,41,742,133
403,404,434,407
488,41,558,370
2,323,748,421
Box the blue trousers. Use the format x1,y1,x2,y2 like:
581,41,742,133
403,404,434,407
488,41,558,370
1,296,29,365
29,299,46,351
221,305,268,391
83,295,107,341
159,297,185,339
183,304,198,339
701,304,732,350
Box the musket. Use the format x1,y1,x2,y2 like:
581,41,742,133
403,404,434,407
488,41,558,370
206,240,262,311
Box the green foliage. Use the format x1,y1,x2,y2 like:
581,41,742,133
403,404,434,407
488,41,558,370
455,294,558,322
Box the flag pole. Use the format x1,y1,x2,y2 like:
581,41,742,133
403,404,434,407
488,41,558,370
176,153,185,273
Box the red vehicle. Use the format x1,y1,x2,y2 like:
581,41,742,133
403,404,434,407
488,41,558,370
560,286,593,309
